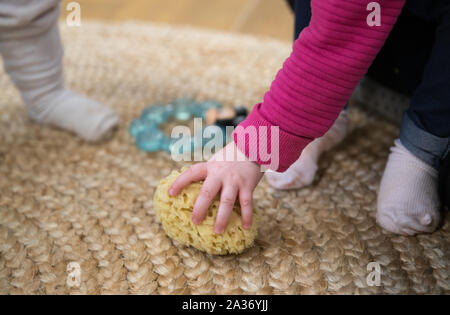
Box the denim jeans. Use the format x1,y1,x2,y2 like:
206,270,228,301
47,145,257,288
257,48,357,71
290,0,450,170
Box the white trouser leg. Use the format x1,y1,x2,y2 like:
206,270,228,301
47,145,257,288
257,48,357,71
0,4,119,141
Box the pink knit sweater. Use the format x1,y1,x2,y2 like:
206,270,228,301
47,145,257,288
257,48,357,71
233,0,405,172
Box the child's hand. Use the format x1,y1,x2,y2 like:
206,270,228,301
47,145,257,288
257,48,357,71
169,142,263,234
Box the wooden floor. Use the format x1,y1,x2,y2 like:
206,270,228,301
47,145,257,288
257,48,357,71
61,0,294,42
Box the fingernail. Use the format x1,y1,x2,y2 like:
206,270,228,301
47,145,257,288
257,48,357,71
215,227,224,234
192,217,199,225
169,188,175,196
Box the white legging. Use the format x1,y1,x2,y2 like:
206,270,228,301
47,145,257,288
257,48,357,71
0,0,63,120
0,0,60,40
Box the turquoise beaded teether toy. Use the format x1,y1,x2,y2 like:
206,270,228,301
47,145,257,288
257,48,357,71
129,99,225,154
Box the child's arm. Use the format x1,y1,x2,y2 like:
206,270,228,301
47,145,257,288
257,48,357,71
234,0,406,172
171,0,406,233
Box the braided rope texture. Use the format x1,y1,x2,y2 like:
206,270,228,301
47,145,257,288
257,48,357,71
0,22,448,295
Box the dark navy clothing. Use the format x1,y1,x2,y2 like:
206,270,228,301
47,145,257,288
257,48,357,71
289,0,450,169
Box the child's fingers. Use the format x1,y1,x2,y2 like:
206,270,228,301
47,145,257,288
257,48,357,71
214,185,238,234
239,189,253,230
192,177,221,225
170,163,207,196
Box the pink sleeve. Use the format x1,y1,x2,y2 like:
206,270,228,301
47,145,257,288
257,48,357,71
233,0,405,172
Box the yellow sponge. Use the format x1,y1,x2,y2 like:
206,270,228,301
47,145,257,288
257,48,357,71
153,169,259,255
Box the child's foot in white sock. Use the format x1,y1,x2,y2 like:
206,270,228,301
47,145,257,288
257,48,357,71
377,139,441,235
31,89,119,142
266,111,349,190
0,23,119,142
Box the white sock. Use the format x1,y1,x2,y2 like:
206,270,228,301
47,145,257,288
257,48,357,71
377,139,441,235
266,111,349,190
0,23,119,142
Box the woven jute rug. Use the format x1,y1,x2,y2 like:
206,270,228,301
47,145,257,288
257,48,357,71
0,21,449,295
